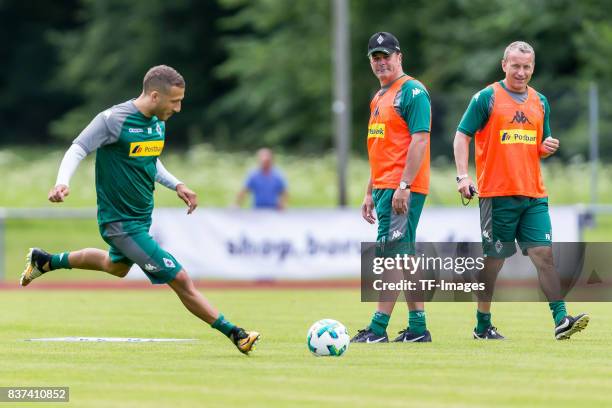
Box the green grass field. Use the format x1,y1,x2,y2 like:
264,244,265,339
1,146,611,407
1,290,611,407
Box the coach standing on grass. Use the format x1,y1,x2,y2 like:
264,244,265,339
351,32,433,343
20,65,260,354
453,41,589,340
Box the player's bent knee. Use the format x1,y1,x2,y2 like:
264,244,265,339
106,262,130,278
168,269,196,292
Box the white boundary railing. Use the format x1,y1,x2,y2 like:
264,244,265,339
1,206,611,280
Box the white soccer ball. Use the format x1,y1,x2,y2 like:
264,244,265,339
306,319,350,357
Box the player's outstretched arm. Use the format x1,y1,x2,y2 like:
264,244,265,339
176,184,198,214
49,143,88,203
155,159,183,190
48,184,70,203
155,159,196,213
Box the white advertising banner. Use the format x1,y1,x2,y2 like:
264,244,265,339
126,207,580,280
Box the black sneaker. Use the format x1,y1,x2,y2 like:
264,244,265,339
555,314,589,340
350,327,389,343
473,326,505,340
229,327,260,354
392,329,432,343
20,248,51,287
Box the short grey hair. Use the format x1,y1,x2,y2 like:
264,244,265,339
503,41,535,61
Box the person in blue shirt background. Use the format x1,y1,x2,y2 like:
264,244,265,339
235,148,288,209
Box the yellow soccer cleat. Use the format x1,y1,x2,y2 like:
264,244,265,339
230,328,261,355
20,248,51,287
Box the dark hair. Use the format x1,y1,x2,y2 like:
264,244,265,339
143,65,185,94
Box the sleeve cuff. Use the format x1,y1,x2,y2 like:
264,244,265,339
457,127,475,137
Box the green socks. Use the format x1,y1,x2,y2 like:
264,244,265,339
369,311,390,336
474,304,566,332
549,301,567,325
49,252,72,270
476,310,492,334
211,314,236,337
369,311,427,335
408,310,427,335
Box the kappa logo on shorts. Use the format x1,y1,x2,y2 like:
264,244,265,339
144,263,159,272
391,230,403,239
163,258,176,268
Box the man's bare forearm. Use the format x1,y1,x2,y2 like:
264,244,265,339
400,132,429,185
453,131,472,176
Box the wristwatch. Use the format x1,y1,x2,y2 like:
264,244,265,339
456,174,468,183
399,181,410,190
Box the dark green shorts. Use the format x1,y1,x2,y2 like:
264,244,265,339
373,189,426,256
99,220,182,284
479,196,552,258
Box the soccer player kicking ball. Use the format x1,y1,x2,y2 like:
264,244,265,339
453,41,589,340
351,32,432,343
21,65,260,354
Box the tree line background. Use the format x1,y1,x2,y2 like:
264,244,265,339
1,0,611,161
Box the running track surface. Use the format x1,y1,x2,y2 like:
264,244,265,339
2,279,606,291
0,280,361,291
